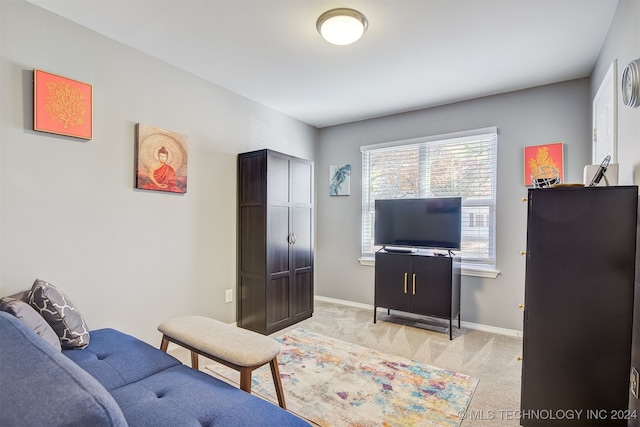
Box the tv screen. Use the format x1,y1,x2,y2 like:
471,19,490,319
374,197,462,250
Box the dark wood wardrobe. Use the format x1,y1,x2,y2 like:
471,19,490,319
520,186,637,426
236,149,314,335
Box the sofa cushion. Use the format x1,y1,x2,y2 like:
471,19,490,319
0,297,61,351
63,328,181,391
110,365,310,427
0,311,128,427
27,279,90,349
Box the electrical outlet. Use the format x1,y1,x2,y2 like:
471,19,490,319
225,289,233,303
632,367,639,399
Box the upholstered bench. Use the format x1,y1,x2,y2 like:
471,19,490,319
158,315,286,409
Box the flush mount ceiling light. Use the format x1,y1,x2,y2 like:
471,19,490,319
316,8,368,46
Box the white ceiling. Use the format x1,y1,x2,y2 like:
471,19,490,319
27,0,619,128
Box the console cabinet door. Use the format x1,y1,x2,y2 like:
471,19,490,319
374,252,411,312
410,256,451,318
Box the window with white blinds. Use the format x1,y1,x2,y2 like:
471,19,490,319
361,127,498,269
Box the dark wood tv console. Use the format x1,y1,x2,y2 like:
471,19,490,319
373,250,461,339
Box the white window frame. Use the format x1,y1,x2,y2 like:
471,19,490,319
360,127,500,278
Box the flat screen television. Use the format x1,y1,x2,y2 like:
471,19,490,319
374,197,462,251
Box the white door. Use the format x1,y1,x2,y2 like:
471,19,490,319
592,61,617,164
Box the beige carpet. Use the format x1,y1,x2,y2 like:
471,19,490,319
170,300,523,427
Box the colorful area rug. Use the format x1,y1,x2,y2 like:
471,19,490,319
206,328,478,427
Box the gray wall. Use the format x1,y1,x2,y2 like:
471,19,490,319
591,0,640,184
0,0,317,344
315,0,639,333
316,79,591,332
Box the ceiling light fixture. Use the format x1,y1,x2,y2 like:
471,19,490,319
316,8,368,46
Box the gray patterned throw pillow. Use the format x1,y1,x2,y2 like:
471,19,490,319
27,279,90,349
0,297,62,351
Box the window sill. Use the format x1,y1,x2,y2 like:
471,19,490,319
358,257,500,279
461,264,500,278
358,257,376,267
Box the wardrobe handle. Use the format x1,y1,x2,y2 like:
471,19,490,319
291,233,297,244
403,273,408,294
412,274,416,295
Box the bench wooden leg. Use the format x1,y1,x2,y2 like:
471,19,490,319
239,367,253,394
270,358,287,409
237,362,285,409
160,335,199,371
160,335,169,352
191,351,199,370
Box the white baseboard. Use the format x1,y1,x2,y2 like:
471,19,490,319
459,320,522,338
314,295,522,338
315,295,373,311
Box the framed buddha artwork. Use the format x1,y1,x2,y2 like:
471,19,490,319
135,123,188,194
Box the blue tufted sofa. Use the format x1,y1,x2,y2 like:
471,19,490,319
0,309,310,426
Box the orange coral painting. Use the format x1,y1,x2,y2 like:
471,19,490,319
524,143,564,186
135,123,188,194
33,69,92,139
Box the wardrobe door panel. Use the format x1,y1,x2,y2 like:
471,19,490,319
267,276,291,331
293,207,312,269
268,206,290,275
293,270,313,320
268,154,290,204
